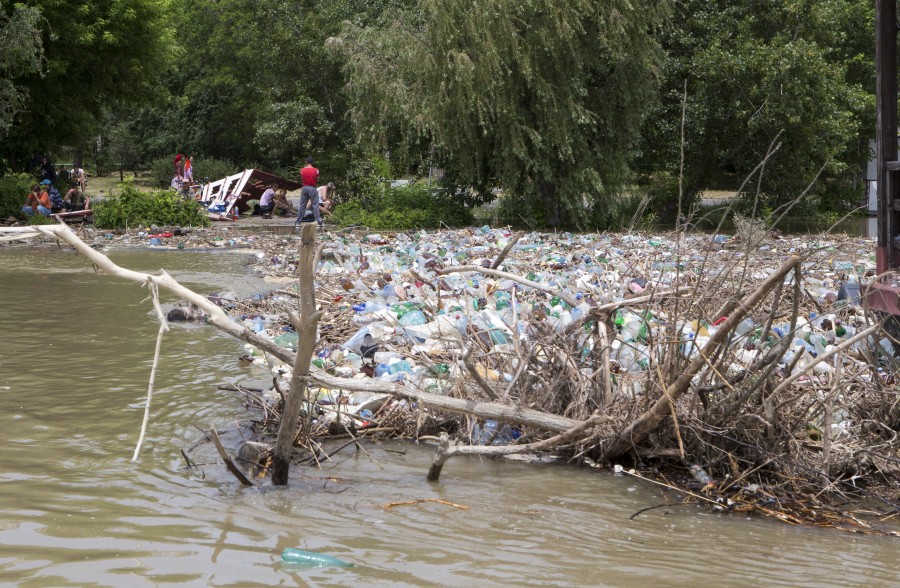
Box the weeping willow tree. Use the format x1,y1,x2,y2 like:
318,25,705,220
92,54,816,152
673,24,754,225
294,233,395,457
339,0,670,227
0,3,43,140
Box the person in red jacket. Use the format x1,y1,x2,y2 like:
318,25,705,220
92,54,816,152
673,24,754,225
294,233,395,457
297,156,322,227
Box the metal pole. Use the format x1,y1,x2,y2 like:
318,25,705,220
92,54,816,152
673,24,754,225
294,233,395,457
875,0,899,273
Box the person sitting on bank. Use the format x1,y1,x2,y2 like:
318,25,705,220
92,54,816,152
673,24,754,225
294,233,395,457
258,184,277,217
22,184,52,216
317,182,335,212
271,188,296,216
296,196,333,224
44,180,65,210
71,165,86,191
63,187,88,211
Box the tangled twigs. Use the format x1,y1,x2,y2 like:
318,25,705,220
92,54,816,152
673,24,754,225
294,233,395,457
603,256,801,460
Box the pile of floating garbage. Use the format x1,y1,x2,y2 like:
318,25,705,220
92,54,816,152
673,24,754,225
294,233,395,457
7,218,896,531
216,225,898,530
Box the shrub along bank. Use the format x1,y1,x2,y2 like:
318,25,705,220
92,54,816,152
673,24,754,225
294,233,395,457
92,183,210,229
331,181,472,230
0,173,36,219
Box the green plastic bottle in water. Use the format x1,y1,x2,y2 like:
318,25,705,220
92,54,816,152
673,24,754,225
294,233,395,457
281,548,352,568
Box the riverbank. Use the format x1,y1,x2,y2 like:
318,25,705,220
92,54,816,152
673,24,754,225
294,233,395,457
4,221,899,535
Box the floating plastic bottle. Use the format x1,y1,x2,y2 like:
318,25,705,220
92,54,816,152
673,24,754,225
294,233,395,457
364,300,387,313
274,332,299,351
398,309,427,326
388,360,412,374
281,548,352,568
495,291,511,310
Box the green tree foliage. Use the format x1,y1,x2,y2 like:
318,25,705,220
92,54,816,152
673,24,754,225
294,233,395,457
92,183,210,229
2,0,172,162
0,3,43,140
0,172,33,218
148,156,240,189
112,0,357,169
640,0,872,212
340,0,669,227
331,181,472,229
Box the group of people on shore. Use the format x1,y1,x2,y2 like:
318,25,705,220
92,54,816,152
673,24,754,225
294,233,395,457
171,154,198,197
167,151,337,225
255,157,335,226
21,156,88,217
21,182,88,217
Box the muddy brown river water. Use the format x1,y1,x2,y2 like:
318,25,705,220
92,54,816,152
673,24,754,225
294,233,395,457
1,247,898,587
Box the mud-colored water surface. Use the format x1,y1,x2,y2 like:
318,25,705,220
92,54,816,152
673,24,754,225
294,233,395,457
1,247,897,587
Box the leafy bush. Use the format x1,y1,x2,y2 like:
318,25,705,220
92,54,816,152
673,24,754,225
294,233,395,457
341,157,383,208
26,213,57,225
148,156,240,188
193,157,241,185
331,180,472,230
148,157,175,188
0,173,35,219
92,183,210,229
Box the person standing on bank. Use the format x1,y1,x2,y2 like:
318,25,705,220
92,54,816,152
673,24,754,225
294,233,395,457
297,156,322,227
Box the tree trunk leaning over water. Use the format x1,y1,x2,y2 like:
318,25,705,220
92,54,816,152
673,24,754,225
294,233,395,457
272,223,322,485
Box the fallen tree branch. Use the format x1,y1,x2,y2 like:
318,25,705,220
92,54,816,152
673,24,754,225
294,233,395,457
312,370,581,432
131,280,169,462
491,231,523,269
426,414,612,482
438,265,579,308
383,498,469,510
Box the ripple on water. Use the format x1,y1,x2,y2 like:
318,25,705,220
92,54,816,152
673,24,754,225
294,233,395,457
1,248,899,587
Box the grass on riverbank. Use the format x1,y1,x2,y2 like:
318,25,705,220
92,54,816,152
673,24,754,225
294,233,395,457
84,171,155,197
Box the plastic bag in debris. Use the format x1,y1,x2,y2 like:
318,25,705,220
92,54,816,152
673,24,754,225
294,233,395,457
472,419,521,445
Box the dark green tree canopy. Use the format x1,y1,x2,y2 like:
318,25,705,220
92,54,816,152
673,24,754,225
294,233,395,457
2,0,172,161
341,0,670,226
639,0,872,210
0,2,43,140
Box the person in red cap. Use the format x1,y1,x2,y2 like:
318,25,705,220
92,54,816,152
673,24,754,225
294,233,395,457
297,156,322,227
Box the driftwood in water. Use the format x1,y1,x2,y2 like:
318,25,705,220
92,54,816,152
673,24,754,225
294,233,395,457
209,425,256,486
426,414,612,482
272,223,322,485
